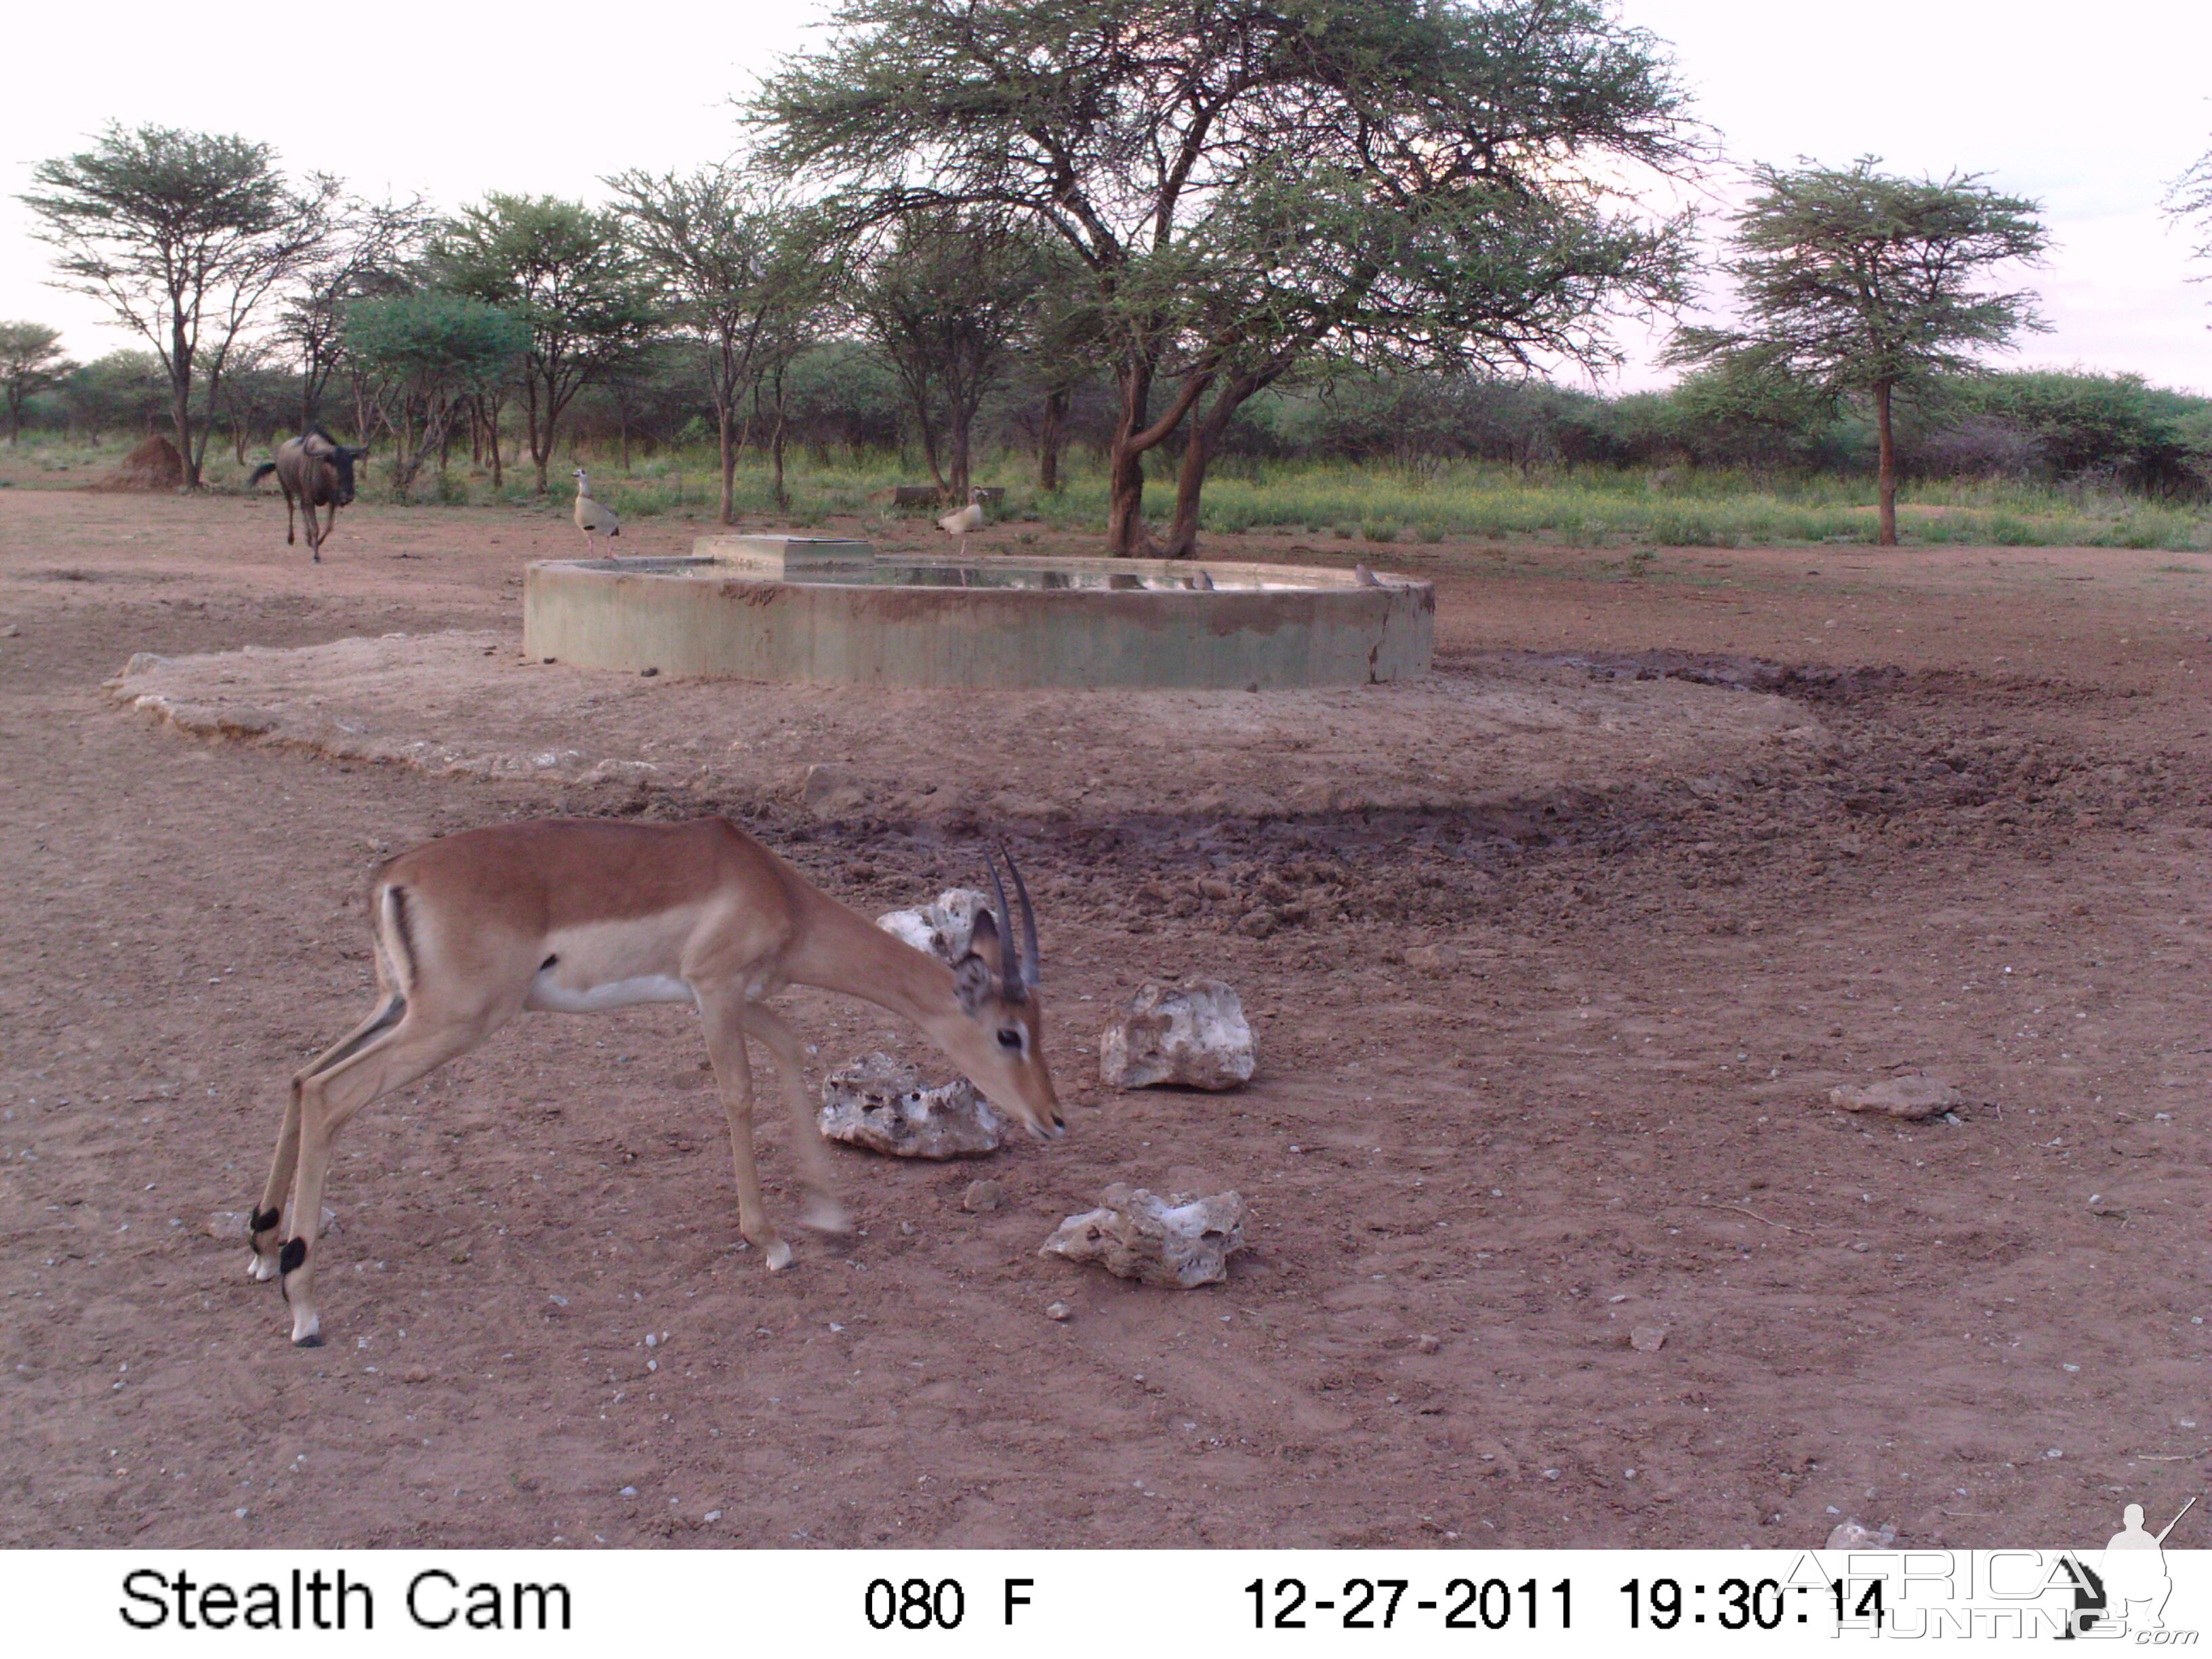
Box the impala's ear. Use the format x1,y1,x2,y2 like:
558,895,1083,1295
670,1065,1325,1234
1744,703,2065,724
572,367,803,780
954,953,992,1015
954,909,1003,1015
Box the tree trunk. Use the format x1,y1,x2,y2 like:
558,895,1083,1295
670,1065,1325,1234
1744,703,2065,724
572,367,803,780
1104,360,1156,556
717,403,737,527
1103,434,1151,556
947,407,971,501
1102,347,1224,556
766,367,790,513
168,315,198,491
916,405,945,491
1162,374,1263,558
1874,378,1898,548
1038,387,1067,493
523,369,555,495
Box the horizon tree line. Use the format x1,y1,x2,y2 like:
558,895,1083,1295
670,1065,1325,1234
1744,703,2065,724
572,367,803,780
11,0,2212,545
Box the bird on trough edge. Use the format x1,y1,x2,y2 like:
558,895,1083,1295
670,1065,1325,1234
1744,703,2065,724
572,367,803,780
937,487,987,556
573,468,621,551
1354,562,1382,587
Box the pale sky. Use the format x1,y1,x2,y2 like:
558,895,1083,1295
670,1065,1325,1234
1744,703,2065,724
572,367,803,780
4,0,2209,395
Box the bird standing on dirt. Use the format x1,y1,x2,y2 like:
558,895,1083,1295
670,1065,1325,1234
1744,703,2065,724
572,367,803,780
573,469,621,550
937,488,987,556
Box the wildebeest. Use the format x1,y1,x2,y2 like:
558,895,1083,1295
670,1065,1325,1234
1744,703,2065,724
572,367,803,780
248,429,369,560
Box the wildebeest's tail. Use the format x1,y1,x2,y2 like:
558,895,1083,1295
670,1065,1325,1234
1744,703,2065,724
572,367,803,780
247,462,278,488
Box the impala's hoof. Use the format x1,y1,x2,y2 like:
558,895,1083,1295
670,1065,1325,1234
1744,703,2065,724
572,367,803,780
293,1330,324,1349
247,1251,280,1282
763,1239,794,1272
802,1196,852,1235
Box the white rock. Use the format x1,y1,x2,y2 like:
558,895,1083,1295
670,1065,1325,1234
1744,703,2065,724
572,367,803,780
801,763,868,819
875,887,993,965
874,908,947,958
928,888,991,963
818,1052,1006,1159
1040,1184,1248,1288
1824,1518,1898,1549
1828,1076,1961,1120
1099,979,1256,1090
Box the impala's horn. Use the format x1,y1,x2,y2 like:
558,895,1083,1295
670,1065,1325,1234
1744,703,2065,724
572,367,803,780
1006,842,1041,992
983,842,1040,1000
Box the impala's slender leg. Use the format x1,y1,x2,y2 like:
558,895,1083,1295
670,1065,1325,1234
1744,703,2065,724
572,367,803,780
275,1002,508,1345
249,988,406,1281
742,1002,851,1237
693,985,792,1271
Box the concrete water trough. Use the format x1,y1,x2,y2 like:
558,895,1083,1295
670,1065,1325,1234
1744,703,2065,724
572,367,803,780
523,535,1433,690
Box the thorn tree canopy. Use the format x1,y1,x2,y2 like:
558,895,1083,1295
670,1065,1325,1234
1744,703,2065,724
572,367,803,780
754,0,1702,556
851,209,1056,501
343,293,529,499
605,169,823,525
20,123,341,487
432,194,662,494
1663,157,2049,547
2165,136,2212,295
0,321,77,444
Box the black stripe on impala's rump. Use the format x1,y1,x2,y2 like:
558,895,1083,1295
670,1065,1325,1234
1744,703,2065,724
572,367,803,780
386,885,417,989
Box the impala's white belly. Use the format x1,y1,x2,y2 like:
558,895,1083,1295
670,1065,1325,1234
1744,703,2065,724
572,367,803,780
526,970,697,1013
524,918,703,1013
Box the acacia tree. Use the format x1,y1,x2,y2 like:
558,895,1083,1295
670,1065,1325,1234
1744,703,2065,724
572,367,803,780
605,168,821,523
756,0,1697,556
2167,137,2212,303
851,210,1050,498
343,293,529,497
433,194,661,493
276,195,436,429
19,124,341,487
1665,158,2049,546
0,322,77,443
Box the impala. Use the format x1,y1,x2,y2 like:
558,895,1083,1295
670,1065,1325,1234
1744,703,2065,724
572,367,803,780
248,817,1061,1346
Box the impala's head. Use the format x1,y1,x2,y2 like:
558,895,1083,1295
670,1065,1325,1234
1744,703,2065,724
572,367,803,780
949,846,1062,1138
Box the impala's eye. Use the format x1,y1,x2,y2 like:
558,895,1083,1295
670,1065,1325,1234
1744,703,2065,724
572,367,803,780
997,1027,1024,1052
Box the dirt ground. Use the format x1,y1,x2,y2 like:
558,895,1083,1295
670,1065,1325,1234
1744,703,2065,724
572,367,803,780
2,480,2208,1551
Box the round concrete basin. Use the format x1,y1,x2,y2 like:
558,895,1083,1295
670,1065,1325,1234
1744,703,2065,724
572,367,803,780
523,539,1431,690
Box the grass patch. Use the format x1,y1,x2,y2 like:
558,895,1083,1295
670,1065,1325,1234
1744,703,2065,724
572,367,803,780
7,436,2209,552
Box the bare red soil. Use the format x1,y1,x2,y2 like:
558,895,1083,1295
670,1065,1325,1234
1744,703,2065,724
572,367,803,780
1,481,2207,1550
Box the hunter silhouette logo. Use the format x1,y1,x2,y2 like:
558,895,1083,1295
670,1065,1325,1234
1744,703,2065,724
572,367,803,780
1821,1496,2201,1639
2087,1497,2196,1636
